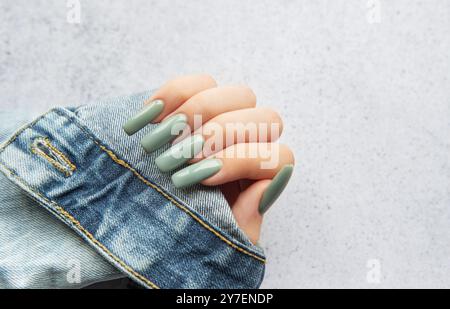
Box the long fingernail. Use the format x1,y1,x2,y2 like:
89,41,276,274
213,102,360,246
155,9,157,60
123,100,165,135
140,114,188,153
155,135,205,172
259,164,294,215
171,158,222,189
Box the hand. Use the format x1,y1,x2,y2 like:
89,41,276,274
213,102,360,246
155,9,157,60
123,74,295,244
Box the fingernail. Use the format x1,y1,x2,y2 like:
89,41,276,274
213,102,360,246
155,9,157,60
171,158,222,189
259,164,294,215
140,114,188,153
123,100,165,135
155,135,205,172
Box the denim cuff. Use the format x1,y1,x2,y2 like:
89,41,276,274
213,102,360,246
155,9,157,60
0,92,265,288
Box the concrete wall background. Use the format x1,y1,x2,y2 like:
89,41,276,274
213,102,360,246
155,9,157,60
1,0,449,288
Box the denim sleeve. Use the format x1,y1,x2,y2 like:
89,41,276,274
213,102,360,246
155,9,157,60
0,92,265,289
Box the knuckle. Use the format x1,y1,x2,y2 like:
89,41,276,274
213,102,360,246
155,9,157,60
264,107,283,126
237,85,257,107
199,74,217,87
270,109,284,135
166,80,189,100
280,144,295,164
256,107,284,139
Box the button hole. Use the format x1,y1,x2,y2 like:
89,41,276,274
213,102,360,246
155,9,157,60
31,137,76,177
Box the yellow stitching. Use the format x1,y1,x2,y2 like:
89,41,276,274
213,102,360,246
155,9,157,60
31,138,76,177
52,205,159,289
31,147,70,176
97,144,266,264
40,138,76,172
0,162,159,289
0,107,266,263
51,110,265,263
0,112,49,152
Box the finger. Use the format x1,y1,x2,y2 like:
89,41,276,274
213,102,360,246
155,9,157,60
232,166,293,244
149,74,217,123
123,74,216,135
166,86,257,131
231,180,270,244
202,143,294,185
141,86,256,153
190,107,283,162
156,107,283,172
170,143,294,187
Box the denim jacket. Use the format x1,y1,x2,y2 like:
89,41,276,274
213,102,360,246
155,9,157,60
0,92,265,289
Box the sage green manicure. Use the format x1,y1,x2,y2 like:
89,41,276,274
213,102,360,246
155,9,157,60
259,164,294,215
171,158,222,189
123,100,164,136
140,114,188,153
155,135,205,172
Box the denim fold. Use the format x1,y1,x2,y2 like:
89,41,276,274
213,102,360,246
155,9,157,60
0,92,265,288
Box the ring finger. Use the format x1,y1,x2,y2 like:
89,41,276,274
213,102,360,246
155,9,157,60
155,108,284,172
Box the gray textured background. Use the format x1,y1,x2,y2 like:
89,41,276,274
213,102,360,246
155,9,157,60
1,0,449,288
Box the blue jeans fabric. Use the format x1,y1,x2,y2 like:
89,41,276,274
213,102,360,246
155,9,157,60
0,92,266,288
0,110,123,288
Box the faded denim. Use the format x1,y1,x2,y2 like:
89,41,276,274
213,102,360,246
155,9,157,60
0,110,124,288
0,92,266,288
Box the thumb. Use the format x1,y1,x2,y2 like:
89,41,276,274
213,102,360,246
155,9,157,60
232,164,294,244
232,180,271,244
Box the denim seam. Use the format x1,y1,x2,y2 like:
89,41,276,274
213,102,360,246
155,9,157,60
0,113,47,150
97,143,266,263
31,137,76,177
0,108,265,262
0,162,159,289
53,108,266,263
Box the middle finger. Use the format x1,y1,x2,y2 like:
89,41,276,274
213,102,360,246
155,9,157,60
140,86,256,153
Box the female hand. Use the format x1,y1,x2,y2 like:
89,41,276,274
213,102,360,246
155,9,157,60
123,74,295,244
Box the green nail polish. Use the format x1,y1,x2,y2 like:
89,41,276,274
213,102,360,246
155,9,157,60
171,158,222,189
259,164,294,214
155,135,205,172
140,114,187,153
123,100,164,135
